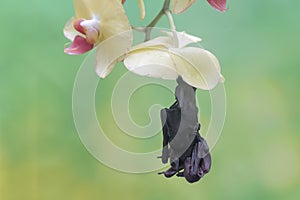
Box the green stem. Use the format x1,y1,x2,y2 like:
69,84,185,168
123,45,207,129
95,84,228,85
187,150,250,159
144,0,172,41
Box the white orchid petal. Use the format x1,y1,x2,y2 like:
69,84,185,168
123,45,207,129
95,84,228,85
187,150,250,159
131,30,201,50
73,0,97,19
124,47,178,80
124,43,223,90
73,0,114,19
63,17,80,42
132,36,173,50
99,0,132,41
162,31,202,48
96,30,132,78
169,47,222,90
172,0,196,14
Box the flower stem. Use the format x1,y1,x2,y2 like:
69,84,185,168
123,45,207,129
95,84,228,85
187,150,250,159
165,9,179,47
132,0,176,41
164,9,176,31
144,0,173,41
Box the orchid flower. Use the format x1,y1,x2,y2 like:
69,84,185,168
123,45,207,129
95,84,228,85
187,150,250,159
63,0,132,55
172,0,227,14
123,31,224,90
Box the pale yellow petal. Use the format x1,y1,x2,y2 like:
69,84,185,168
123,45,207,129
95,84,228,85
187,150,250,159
73,0,92,19
95,30,133,78
131,36,172,50
124,45,223,89
132,31,201,50
172,0,196,14
162,31,202,48
124,47,178,80
169,47,222,90
95,0,132,77
73,0,128,19
63,17,78,41
99,0,132,41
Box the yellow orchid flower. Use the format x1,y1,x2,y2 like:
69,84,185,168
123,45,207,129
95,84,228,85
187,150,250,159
64,0,132,55
123,31,224,90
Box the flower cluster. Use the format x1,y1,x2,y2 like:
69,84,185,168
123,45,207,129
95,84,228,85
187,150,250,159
63,0,227,183
63,0,226,87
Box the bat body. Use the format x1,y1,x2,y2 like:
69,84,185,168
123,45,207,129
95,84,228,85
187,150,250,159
158,77,212,183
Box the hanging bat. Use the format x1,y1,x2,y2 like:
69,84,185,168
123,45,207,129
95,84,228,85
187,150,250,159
158,77,211,183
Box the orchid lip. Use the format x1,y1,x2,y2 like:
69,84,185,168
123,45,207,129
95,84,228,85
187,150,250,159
73,19,85,35
64,35,94,55
73,18,100,45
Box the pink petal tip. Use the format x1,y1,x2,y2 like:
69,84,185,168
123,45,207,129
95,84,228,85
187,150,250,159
64,35,94,55
207,0,227,12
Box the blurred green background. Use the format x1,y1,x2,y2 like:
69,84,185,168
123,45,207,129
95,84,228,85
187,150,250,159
1,0,300,199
